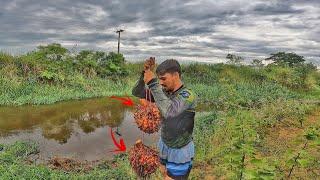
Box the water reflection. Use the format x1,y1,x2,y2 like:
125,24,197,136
0,97,159,160
0,98,126,143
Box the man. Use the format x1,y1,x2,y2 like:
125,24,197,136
132,58,197,180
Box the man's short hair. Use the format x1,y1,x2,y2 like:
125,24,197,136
156,59,181,77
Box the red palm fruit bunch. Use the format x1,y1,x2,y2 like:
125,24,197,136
129,139,160,178
133,56,161,134
134,98,161,134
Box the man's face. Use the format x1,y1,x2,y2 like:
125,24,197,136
157,72,179,92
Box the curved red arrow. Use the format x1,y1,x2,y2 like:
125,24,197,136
110,96,134,106
109,127,126,152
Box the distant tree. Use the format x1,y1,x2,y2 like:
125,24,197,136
226,53,243,65
265,52,305,67
37,43,69,61
37,43,69,55
251,59,264,68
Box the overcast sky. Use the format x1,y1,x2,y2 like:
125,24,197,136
0,0,319,65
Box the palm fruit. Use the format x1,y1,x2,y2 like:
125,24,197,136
133,99,161,134
129,140,160,178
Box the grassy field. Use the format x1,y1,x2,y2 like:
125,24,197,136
0,46,319,179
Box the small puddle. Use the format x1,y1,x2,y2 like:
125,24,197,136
0,97,159,161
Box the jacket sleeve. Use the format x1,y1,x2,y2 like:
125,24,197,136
132,71,145,98
147,78,196,119
132,71,155,102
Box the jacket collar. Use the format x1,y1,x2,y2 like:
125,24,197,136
166,84,184,96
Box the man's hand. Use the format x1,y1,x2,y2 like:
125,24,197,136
144,57,155,71
144,69,155,84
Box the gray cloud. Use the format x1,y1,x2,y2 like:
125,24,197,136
251,2,305,15
0,0,319,66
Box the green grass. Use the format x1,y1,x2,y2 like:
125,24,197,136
1,51,320,179
0,141,138,179
191,107,319,179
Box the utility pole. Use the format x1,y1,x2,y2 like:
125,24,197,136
116,29,124,54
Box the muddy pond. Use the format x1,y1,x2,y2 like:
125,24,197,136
0,97,159,161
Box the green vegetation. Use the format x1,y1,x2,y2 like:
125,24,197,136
0,141,139,179
0,45,319,179
0,43,130,105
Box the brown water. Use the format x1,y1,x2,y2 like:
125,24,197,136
0,97,159,161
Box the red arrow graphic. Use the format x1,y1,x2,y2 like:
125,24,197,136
110,96,134,106
109,127,126,152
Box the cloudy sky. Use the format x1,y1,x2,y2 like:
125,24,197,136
0,0,319,65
